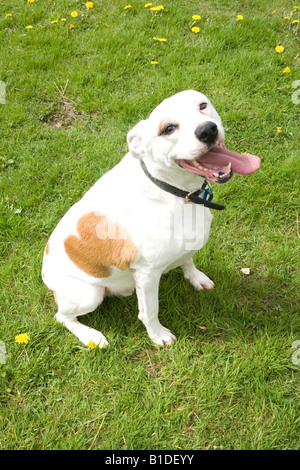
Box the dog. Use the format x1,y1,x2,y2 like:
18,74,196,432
42,90,260,348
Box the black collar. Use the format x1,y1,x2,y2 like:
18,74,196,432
140,160,225,210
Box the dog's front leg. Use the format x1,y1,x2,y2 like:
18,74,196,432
133,270,176,347
181,257,215,291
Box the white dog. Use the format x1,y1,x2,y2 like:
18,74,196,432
42,90,260,348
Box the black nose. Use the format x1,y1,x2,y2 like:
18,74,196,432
195,121,218,146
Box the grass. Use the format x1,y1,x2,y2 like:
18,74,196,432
0,0,299,450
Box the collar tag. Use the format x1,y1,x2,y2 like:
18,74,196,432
203,182,213,201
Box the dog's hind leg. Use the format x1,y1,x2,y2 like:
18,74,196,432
53,278,109,348
181,257,215,291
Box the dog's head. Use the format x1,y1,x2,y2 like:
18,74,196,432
127,90,260,184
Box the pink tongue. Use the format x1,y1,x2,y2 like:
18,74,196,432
200,146,261,175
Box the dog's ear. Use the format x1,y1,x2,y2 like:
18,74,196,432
127,120,148,159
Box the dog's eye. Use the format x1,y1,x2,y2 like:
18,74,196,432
161,124,178,136
199,103,208,111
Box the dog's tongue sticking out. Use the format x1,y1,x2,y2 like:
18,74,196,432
201,145,261,175
177,144,261,183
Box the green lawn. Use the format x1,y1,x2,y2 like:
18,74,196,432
0,0,299,450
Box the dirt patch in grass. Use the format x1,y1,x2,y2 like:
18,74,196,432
41,98,85,129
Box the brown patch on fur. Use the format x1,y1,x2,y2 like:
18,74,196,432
158,120,167,136
64,212,138,278
45,243,50,255
53,291,58,305
158,121,179,136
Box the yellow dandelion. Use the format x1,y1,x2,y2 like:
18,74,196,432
192,15,201,20
15,333,30,344
27,0,35,3
70,24,75,29
271,10,277,14
124,5,132,9
71,11,78,18
61,18,67,21
191,26,200,33
153,36,167,42
5,13,12,18
275,45,284,53
283,66,291,73
86,1,94,9
283,16,291,19
277,126,282,133
26,25,33,29
292,19,300,23
88,340,97,349
151,60,158,65
293,5,299,9
150,5,164,11
50,20,58,24
145,3,152,7
237,15,244,20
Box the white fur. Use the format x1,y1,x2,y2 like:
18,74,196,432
42,90,223,348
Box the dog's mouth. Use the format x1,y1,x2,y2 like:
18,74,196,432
176,143,261,184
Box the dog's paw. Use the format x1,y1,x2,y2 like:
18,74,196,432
149,325,176,347
86,329,109,349
185,270,215,291
76,326,109,349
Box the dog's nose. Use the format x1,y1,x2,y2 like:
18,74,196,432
195,121,218,146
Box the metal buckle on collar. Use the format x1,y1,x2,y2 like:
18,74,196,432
185,189,200,203
185,181,213,204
